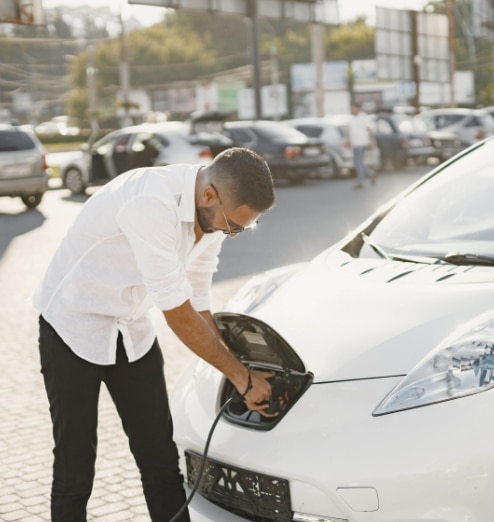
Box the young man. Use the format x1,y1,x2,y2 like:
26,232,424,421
32,147,276,522
349,102,376,188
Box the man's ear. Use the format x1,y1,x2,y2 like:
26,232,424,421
202,185,217,206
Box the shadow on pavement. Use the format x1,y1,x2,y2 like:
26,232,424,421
0,209,45,259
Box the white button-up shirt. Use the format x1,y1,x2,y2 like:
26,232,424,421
32,164,225,365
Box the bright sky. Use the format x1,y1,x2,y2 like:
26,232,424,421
41,0,430,27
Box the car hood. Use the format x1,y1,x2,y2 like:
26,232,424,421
245,250,494,382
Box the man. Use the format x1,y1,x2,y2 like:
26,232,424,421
349,102,376,189
32,147,276,522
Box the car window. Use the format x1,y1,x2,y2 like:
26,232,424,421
295,125,322,138
256,124,305,141
434,114,465,128
228,128,255,146
0,130,36,151
364,140,494,258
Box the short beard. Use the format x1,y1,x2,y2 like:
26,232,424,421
196,205,217,234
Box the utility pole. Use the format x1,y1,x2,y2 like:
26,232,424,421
447,0,456,107
311,22,325,117
87,45,99,143
248,0,262,120
119,11,132,127
410,10,421,113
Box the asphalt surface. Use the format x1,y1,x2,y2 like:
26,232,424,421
0,163,430,521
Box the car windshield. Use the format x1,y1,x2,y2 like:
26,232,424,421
255,123,306,141
362,139,494,260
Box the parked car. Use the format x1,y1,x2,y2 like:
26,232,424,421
60,122,233,195
417,107,494,148
427,128,463,163
0,121,49,208
222,120,329,183
374,112,435,170
171,136,494,522
323,113,381,174
282,117,377,178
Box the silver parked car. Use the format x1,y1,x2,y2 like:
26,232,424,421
418,108,494,149
0,122,49,208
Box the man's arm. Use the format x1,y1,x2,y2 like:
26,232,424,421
163,301,273,412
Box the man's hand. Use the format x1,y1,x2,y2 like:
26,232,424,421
237,369,276,416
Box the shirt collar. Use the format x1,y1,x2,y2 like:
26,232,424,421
178,164,203,223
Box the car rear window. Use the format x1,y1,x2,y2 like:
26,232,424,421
0,129,36,151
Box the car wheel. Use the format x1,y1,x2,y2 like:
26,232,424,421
321,158,339,179
64,167,86,195
21,193,43,209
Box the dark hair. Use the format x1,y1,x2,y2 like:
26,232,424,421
209,147,275,212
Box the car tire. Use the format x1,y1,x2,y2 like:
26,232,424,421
64,167,86,195
322,158,339,179
21,193,43,209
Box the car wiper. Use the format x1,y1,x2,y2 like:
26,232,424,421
360,233,389,259
439,252,494,266
360,233,443,265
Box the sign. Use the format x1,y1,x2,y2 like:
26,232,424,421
128,0,339,24
0,0,44,25
375,6,449,83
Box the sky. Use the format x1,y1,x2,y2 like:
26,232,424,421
41,0,431,27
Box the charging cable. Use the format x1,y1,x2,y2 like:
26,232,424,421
168,395,234,522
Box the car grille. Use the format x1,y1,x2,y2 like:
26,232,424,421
185,450,292,522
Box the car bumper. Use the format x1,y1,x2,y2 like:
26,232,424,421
0,174,49,196
171,363,493,522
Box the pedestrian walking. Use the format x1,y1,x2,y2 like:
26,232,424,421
349,102,376,188
31,147,276,522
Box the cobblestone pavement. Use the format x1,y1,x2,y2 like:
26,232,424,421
0,189,246,522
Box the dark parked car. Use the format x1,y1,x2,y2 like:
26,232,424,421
223,120,329,183
374,112,435,170
60,122,234,195
0,122,49,208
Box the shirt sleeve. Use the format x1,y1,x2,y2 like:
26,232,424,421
116,195,193,311
186,233,225,311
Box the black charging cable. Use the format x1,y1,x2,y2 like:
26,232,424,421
168,395,235,522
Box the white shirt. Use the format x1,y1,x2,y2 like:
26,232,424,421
31,164,225,365
348,111,374,148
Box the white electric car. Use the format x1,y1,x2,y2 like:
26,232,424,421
171,137,494,522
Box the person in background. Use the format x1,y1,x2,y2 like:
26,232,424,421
32,147,276,522
349,102,376,189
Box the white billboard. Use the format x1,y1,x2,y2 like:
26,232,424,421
0,0,44,25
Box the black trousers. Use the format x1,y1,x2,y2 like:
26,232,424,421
38,315,190,522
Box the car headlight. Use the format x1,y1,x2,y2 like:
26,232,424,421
224,263,305,314
374,311,494,415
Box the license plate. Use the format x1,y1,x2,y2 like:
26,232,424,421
2,164,32,178
303,146,320,156
185,450,292,522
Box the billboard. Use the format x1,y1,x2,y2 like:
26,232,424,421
128,0,339,24
0,0,44,25
375,6,449,83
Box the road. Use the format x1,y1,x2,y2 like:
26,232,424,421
0,164,430,521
